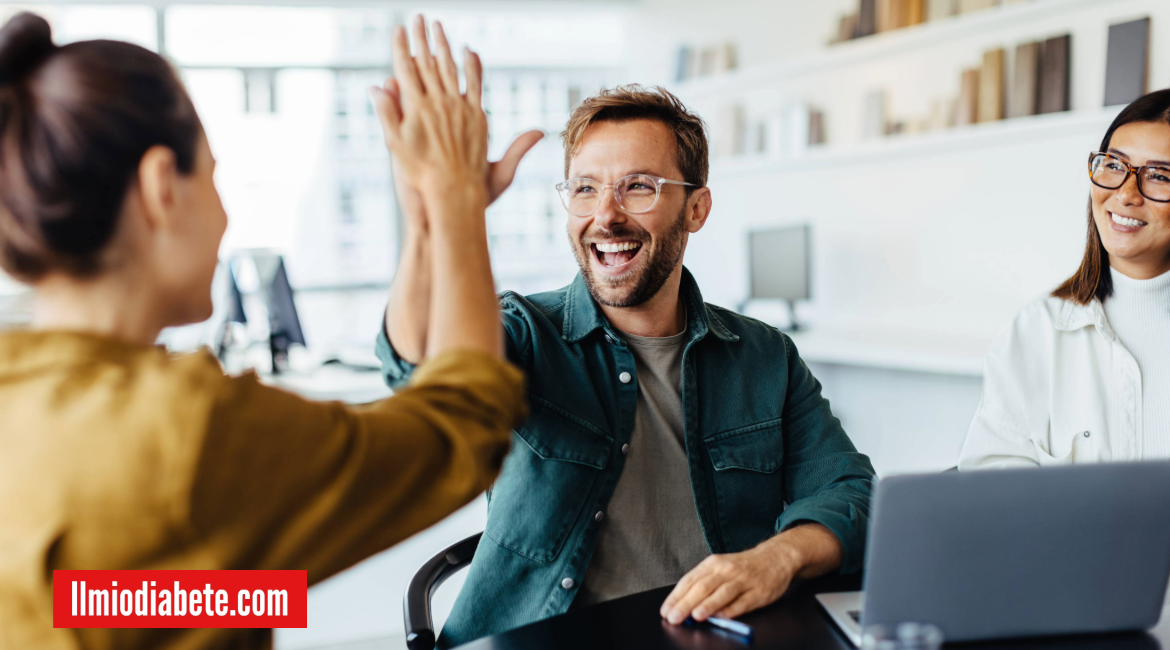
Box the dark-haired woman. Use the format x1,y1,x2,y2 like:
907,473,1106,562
0,12,526,650
960,90,1170,468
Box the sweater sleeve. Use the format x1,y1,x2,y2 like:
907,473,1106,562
186,349,525,584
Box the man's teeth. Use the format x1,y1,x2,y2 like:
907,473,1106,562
1111,212,1147,227
595,242,641,253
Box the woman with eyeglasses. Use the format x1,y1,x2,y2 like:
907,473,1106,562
959,90,1170,468
0,12,526,649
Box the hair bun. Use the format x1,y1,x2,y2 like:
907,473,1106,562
0,13,55,85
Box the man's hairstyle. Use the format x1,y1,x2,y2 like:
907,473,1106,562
561,84,708,191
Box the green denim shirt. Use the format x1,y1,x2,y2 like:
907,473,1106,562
376,268,875,648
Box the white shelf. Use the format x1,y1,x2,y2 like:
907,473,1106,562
785,324,989,377
709,106,1121,177
674,0,1111,99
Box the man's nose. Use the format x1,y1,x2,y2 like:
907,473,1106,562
591,187,626,230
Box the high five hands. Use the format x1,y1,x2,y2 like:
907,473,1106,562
369,15,543,228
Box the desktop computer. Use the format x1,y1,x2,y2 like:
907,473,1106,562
746,224,810,330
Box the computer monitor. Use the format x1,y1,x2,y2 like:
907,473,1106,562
211,262,247,360
747,224,810,330
232,252,305,374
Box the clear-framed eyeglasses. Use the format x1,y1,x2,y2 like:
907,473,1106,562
1088,151,1170,202
555,174,697,217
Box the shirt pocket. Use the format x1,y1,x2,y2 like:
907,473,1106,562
704,418,786,551
485,395,612,564
1032,428,1095,466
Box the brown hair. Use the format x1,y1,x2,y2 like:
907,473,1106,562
561,84,708,191
1053,89,1170,305
0,12,201,282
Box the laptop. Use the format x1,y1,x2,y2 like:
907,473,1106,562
818,463,1170,645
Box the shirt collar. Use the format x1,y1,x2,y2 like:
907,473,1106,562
562,266,740,344
1055,297,1117,341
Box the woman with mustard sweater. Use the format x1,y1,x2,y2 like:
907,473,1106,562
0,13,524,650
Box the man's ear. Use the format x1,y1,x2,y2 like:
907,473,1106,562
684,187,712,233
136,145,179,232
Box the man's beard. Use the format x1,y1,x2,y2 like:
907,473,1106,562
570,207,687,309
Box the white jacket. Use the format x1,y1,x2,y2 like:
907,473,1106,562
959,296,1145,468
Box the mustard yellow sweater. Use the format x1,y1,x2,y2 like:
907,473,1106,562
0,330,525,650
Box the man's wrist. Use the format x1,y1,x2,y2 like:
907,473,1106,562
759,530,807,575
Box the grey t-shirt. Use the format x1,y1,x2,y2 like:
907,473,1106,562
573,326,711,607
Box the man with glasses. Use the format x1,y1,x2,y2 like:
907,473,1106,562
377,85,875,647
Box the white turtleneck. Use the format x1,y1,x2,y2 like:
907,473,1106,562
1103,266,1170,458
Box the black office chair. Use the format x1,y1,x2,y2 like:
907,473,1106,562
403,532,482,650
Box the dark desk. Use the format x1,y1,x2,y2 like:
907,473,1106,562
455,575,1163,650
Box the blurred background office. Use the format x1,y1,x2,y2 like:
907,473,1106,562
1,0,1165,647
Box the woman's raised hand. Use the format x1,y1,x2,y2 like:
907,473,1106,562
370,16,489,205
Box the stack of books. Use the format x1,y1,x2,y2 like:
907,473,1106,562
832,0,1034,44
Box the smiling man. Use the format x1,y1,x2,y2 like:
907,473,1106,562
377,85,875,647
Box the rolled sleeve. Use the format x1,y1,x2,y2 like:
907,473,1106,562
375,318,419,390
776,334,876,575
776,478,874,574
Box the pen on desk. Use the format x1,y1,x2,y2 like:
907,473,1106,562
685,615,755,640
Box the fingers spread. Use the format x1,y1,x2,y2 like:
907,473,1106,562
411,14,443,94
390,25,423,99
432,21,461,96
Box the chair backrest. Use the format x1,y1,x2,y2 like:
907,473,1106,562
403,532,482,650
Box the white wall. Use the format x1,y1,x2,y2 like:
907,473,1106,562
615,0,1170,475
627,0,858,86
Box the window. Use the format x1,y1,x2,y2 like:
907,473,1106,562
0,3,628,351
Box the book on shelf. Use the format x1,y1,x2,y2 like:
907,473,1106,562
716,104,746,157
977,48,1005,123
674,46,693,83
1103,17,1150,107
1038,34,1071,114
927,97,956,130
863,90,888,139
785,104,811,155
857,0,878,37
833,13,860,44
906,0,926,26
876,0,894,32
716,43,739,73
958,0,999,13
927,0,958,20
751,121,767,155
698,47,718,77
956,68,980,126
809,109,827,146
1008,41,1041,119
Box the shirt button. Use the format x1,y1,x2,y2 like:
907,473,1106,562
621,443,630,455
594,511,604,522
561,578,575,590
619,371,632,384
